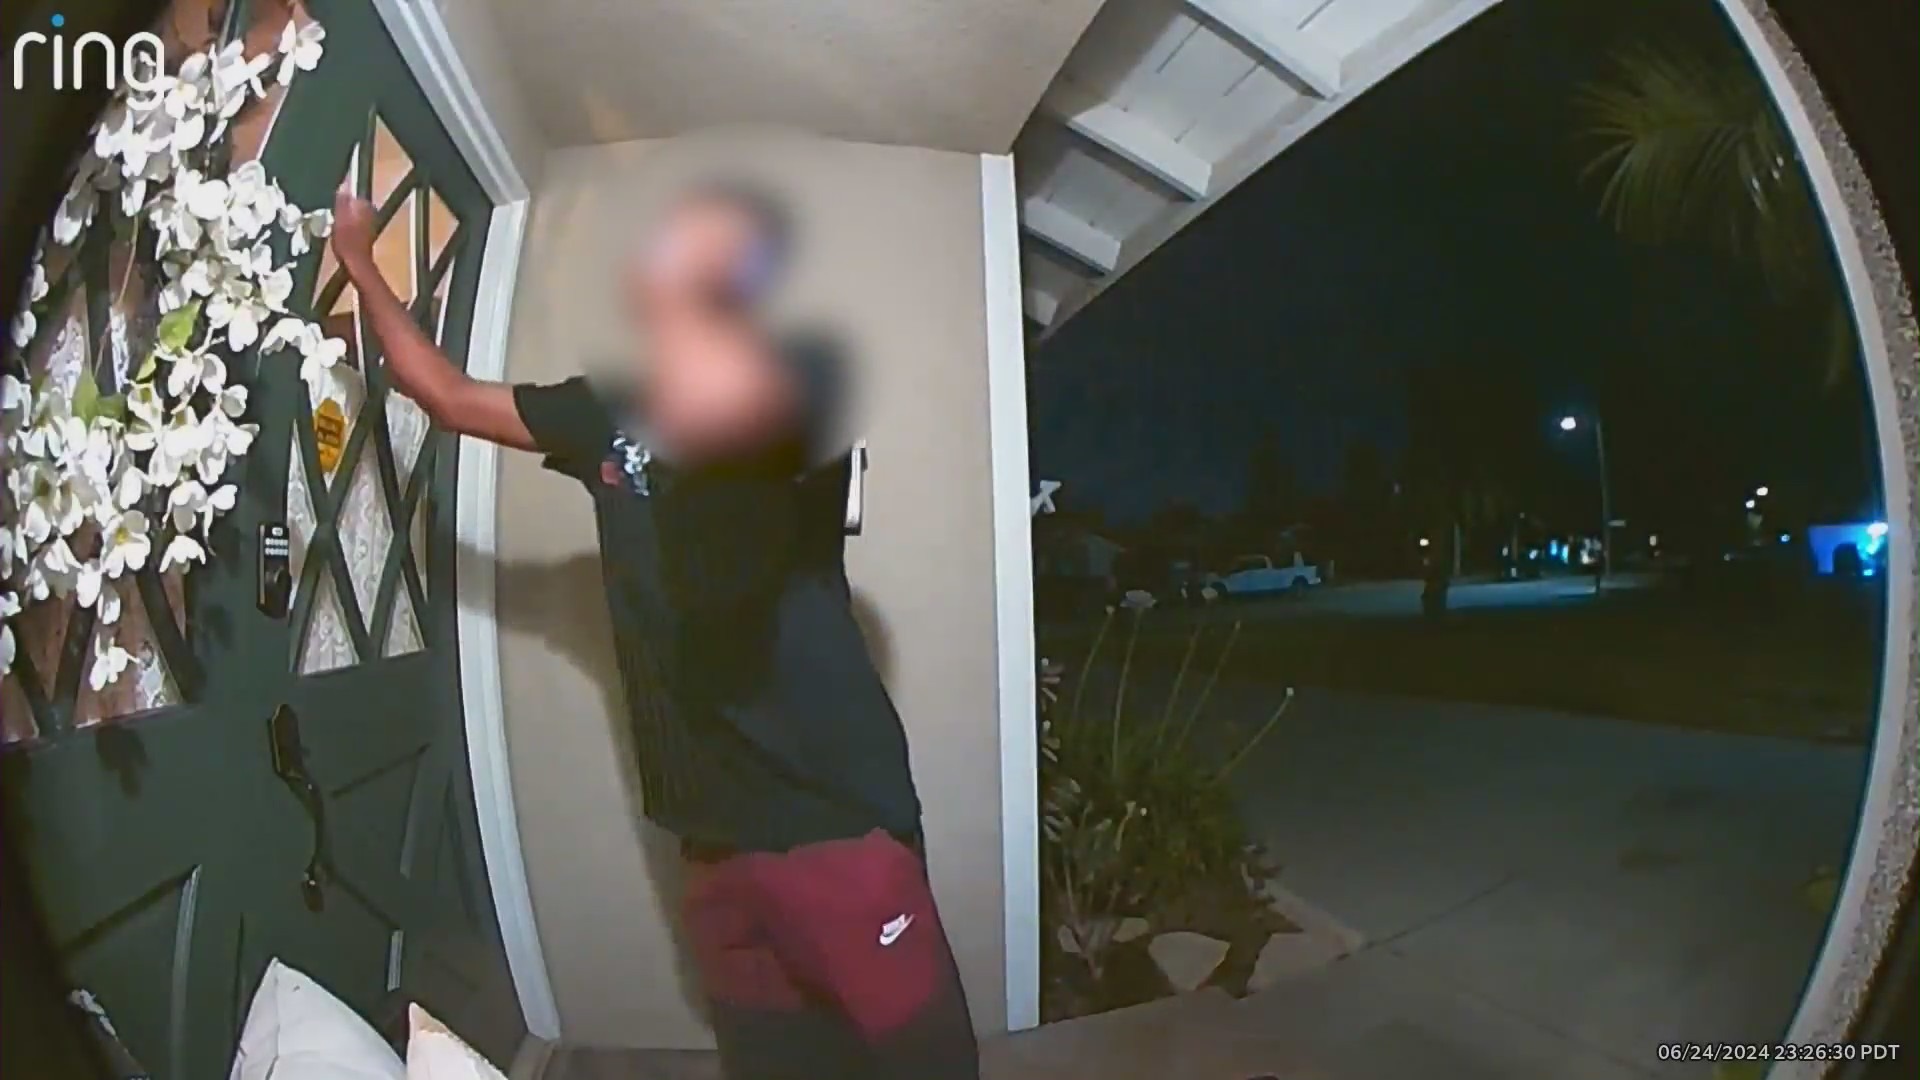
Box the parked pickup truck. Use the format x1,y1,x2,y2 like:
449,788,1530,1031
1215,553,1321,598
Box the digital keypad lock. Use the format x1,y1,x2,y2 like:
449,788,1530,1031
258,522,292,618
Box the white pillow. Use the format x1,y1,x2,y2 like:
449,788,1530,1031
405,1005,506,1080
230,959,405,1080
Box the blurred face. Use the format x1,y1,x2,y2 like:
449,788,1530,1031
626,195,764,314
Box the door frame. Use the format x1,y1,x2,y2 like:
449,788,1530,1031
366,0,559,1042
980,152,1040,1033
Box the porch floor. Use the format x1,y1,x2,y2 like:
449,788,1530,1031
544,988,1330,1079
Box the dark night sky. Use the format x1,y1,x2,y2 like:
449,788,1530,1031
1028,0,1879,531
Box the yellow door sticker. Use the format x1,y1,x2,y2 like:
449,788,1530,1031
314,398,347,476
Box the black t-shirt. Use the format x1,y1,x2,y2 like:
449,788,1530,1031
510,343,922,852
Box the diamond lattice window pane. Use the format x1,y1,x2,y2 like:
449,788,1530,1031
291,113,446,669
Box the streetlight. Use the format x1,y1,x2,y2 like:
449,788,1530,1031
1745,498,1757,510
1754,485,1770,498
1556,413,1612,594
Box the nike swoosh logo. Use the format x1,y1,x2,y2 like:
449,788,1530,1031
879,914,914,947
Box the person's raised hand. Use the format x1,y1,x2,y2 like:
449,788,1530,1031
330,187,378,272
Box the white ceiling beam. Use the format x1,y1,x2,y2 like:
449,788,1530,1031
1024,287,1060,327
1039,81,1213,201
1181,0,1342,98
1041,0,1500,337
1020,198,1121,275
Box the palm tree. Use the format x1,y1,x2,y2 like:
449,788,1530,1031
1573,41,1857,386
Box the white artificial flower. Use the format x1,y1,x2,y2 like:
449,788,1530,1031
196,411,256,483
0,373,30,433
173,52,211,110
277,20,327,85
171,112,209,156
111,459,146,511
169,480,235,535
165,345,227,398
182,171,230,222
26,260,48,303
100,509,152,577
9,309,34,350
226,163,285,239
159,532,206,573
96,579,125,626
15,384,68,458
297,326,349,392
259,267,293,312
76,560,105,610
119,175,150,218
149,188,204,254
215,381,248,419
33,536,82,600
68,419,120,510
88,624,133,691
261,316,307,353
227,302,265,351
124,383,165,451
30,425,94,537
0,603,16,675
52,184,96,245
167,480,209,532
93,100,133,159
181,254,225,298
243,241,274,279
142,404,208,487
208,42,270,135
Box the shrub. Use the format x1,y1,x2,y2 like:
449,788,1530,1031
1039,605,1292,994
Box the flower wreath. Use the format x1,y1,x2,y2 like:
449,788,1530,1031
1,19,346,693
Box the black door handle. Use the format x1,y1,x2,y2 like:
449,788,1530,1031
268,704,328,911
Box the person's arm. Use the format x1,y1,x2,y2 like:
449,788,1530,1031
330,189,536,452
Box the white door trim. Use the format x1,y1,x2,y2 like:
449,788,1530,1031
371,0,560,1042
979,153,1041,1032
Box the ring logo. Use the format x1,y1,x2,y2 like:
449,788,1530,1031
11,13,165,92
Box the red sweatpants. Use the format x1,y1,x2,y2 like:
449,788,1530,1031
680,829,980,1079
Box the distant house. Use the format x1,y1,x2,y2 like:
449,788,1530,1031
1805,521,1891,576
1035,525,1125,581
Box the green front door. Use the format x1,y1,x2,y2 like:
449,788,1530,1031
1,2,523,1073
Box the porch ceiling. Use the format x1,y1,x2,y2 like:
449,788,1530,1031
1017,0,1501,334
478,0,1109,153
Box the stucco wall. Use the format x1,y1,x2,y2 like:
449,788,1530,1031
493,132,1005,1046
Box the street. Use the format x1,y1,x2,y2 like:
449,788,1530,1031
1208,573,1651,620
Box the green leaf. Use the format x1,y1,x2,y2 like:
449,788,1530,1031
94,393,127,422
134,350,159,381
156,300,202,351
72,370,101,421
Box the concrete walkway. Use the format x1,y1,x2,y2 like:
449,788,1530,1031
1207,684,1869,1080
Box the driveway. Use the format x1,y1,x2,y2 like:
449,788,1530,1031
1203,683,1868,1079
